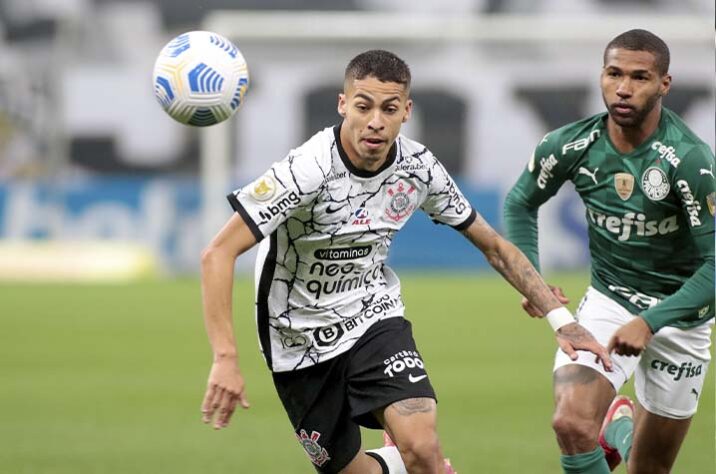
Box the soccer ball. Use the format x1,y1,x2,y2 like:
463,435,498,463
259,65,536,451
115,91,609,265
152,31,249,126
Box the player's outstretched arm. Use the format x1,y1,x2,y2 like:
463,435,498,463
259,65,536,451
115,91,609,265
200,213,257,429
460,214,612,371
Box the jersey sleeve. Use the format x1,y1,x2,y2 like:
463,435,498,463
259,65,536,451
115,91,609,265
227,152,324,241
503,133,573,270
641,145,716,331
419,156,476,230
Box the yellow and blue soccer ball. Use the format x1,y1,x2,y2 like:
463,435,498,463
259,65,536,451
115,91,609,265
152,31,249,126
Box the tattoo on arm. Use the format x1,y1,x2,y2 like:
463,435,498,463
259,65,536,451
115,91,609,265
556,324,593,345
462,219,556,314
389,398,435,416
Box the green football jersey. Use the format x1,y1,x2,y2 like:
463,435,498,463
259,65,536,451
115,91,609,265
504,107,715,331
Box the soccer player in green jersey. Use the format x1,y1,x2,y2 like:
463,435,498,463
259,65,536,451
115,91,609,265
504,29,714,474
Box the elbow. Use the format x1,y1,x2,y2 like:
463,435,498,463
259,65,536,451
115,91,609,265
201,244,221,270
487,256,503,272
503,192,528,214
484,248,504,271
502,194,519,220
503,192,537,220
485,237,519,271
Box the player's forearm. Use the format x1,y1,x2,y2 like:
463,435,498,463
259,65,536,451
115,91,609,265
641,258,715,331
461,216,561,315
503,191,541,271
486,238,561,315
201,246,239,360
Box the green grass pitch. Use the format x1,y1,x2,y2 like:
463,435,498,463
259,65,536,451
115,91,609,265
1,273,713,473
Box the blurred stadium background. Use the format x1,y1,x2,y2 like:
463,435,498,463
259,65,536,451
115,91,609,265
0,1,713,472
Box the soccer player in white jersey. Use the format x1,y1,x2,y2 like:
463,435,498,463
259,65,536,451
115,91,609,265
200,50,611,474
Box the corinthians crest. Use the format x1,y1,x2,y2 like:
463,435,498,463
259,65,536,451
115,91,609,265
614,173,635,200
385,181,417,222
296,429,331,467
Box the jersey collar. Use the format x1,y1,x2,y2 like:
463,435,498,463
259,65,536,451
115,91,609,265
602,107,666,158
333,124,398,178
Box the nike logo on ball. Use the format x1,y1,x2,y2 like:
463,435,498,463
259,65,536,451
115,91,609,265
408,374,427,383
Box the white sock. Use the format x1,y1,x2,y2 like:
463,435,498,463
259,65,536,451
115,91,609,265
365,446,407,474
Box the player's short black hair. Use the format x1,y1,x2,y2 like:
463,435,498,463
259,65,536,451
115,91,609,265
604,29,670,75
345,50,411,89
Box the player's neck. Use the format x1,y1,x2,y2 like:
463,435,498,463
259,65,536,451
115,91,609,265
607,106,662,154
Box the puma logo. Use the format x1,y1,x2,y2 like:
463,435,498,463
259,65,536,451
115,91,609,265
699,165,714,178
691,388,699,399
578,166,599,185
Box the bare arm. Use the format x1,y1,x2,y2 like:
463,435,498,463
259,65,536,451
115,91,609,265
461,214,561,314
460,214,612,370
200,213,258,429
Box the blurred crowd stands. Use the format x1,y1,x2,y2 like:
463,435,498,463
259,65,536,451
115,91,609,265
0,0,711,179
0,1,712,277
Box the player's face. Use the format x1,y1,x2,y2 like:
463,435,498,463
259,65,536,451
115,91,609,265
337,76,412,170
601,48,671,128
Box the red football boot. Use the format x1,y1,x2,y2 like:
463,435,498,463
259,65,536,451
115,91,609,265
598,395,635,471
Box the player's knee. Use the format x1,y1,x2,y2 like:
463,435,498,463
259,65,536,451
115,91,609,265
396,434,441,469
551,410,599,446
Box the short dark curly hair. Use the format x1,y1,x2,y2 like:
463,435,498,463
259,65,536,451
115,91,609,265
345,50,411,89
604,29,670,75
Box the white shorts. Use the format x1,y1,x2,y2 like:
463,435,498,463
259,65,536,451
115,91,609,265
554,287,713,419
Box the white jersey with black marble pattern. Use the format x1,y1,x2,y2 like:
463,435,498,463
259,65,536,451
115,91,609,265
228,125,476,372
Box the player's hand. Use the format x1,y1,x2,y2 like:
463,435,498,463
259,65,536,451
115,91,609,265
522,285,569,317
556,322,613,372
201,358,250,430
607,317,653,357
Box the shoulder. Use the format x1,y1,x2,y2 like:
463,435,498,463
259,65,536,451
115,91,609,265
292,126,336,166
396,134,434,161
394,134,443,174
661,108,711,149
659,109,715,174
535,113,607,157
527,113,606,176
281,127,336,187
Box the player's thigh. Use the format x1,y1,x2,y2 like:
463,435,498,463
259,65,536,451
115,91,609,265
629,322,712,472
634,321,712,420
629,403,692,474
272,357,362,473
379,398,444,468
554,287,640,392
345,317,436,430
553,365,616,418
552,365,616,454
376,398,437,436
552,288,633,442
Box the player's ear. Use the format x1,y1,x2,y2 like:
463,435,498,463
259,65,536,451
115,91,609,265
337,93,346,117
659,73,672,98
402,99,413,123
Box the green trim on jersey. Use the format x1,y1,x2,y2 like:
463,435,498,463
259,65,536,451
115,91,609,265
504,108,715,331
